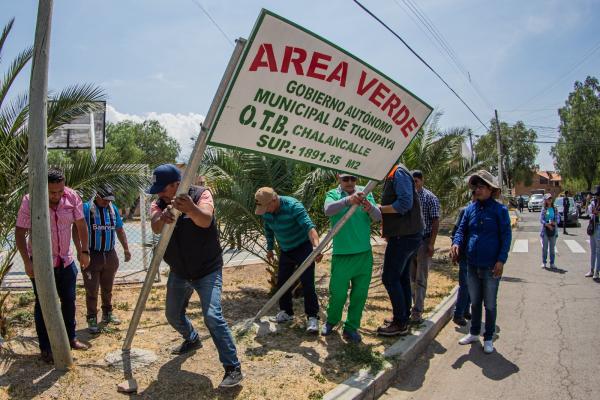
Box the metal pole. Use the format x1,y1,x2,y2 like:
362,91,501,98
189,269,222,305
28,0,73,370
252,180,378,322
139,189,148,272
468,129,474,163
121,38,246,353
89,111,96,161
494,109,504,198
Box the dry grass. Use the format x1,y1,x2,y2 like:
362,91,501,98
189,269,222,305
0,237,457,400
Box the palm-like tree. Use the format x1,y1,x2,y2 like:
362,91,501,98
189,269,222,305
400,112,489,216
0,18,149,336
200,147,337,290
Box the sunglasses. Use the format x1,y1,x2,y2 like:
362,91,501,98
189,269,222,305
341,176,357,182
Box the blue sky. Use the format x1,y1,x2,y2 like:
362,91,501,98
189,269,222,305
2,0,599,168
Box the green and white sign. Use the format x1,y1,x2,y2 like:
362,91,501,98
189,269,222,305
208,9,433,180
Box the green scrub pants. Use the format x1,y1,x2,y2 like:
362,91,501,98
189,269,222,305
326,250,373,332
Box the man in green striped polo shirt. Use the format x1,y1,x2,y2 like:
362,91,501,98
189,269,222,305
255,187,322,333
321,174,381,343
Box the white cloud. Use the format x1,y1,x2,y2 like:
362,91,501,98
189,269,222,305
106,105,204,160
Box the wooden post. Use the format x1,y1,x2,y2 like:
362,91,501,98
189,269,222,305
28,0,73,369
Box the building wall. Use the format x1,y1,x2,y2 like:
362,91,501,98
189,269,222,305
514,172,562,197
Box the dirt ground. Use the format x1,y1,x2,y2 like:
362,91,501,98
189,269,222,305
0,237,457,400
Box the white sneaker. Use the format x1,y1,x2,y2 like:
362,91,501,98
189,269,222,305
458,333,480,345
271,310,293,323
594,272,600,280
585,271,594,277
550,264,557,269
483,340,494,354
306,317,319,334
541,263,546,269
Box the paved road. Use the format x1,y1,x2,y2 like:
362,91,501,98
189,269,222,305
381,211,600,400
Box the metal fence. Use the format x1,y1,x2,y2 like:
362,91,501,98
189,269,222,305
2,192,160,289
1,191,273,289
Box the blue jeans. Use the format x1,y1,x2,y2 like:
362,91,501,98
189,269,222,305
165,269,240,368
591,229,600,274
382,233,423,324
542,232,557,265
454,258,471,318
30,261,78,352
468,266,500,341
278,240,319,318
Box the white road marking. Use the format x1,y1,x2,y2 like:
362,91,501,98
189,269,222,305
564,240,586,253
512,239,529,253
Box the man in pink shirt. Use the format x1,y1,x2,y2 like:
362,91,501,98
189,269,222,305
15,168,90,363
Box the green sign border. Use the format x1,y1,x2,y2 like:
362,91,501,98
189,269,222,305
207,8,434,181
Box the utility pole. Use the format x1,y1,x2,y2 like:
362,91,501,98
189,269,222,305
468,128,474,163
28,0,73,369
494,109,504,197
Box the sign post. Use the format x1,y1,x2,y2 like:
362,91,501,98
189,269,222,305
116,38,247,394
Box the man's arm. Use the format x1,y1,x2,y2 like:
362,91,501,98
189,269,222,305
380,168,413,214
428,195,441,256
308,227,323,263
116,228,131,261
173,192,213,228
150,202,175,234
15,227,33,277
324,197,348,216
74,218,90,268
428,218,440,256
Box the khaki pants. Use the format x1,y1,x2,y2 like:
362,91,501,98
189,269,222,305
83,249,119,319
410,237,431,316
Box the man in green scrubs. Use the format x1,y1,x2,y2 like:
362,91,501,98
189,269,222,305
321,173,381,343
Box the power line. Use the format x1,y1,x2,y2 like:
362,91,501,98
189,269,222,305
512,38,600,112
392,0,494,111
352,0,490,131
191,0,234,47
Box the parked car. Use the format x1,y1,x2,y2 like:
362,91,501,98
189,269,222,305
555,197,579,227
528,194,544,212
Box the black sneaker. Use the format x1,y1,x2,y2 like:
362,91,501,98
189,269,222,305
464,312,472,320
453,316,467,327
219,366,244,388
377,321,409,336
171,337,202,355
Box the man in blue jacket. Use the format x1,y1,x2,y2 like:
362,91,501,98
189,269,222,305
451,170,511,354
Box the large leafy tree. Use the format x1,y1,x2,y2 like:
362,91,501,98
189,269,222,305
551,76,600,190
474,120,538,188
103,120,180,169
100,120,180,212
0,18,148,336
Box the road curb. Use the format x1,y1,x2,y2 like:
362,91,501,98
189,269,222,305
324,286,458,400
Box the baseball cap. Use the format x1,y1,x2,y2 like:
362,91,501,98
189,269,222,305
96,184,115,201
544,193,553,200
255,187,277,215
146,164,181,194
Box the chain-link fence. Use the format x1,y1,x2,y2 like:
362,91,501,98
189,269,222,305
1,191,161,289
1,191,274,289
